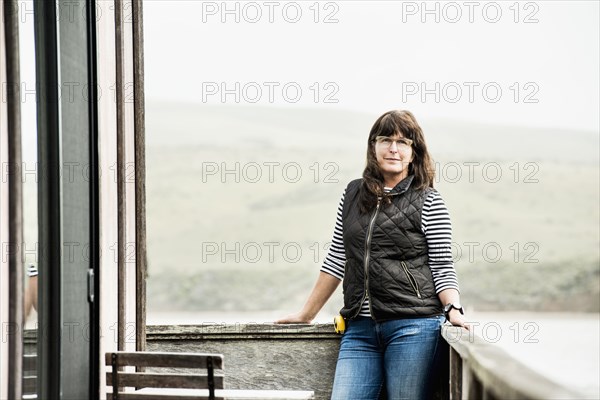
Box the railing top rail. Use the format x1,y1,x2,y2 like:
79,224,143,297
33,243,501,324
146,323,338,341
442,326,586,400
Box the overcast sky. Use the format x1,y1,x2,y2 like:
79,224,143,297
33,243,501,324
142,0,599,132
16,0,600,141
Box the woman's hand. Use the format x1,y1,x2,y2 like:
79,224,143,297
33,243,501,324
275,311,312,324
447,308,470,330
275,272,341,324
438,289,470,330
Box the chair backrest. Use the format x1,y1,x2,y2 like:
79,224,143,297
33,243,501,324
105,351,225,400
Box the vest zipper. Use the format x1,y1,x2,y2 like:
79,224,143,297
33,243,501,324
401,261,422,299
353,198,381,319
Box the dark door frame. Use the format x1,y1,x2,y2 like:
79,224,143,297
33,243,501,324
34,0,99,398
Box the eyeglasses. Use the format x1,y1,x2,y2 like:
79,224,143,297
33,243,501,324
374,136,413,149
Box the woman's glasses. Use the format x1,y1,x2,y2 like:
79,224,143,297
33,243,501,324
375,136,413,150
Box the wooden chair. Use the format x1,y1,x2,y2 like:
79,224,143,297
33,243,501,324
106,351,224,400
105,351,314,400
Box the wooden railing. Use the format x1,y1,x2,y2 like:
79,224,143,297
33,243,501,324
441,326,586,399
146,324,340,399
23,324,587,399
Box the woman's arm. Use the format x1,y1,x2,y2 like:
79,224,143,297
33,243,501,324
24,275,38,318
276,272,341,323
422,191,468,329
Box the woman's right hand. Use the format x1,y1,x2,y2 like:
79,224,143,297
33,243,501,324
275,311,312,324
275,272,341,324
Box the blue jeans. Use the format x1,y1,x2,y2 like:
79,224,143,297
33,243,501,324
330,315,445,400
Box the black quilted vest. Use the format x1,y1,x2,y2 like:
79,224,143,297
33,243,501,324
340,175,443,321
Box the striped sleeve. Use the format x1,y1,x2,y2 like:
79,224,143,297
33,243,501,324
27,264,38,277
422,190,460,293
320,189,346,280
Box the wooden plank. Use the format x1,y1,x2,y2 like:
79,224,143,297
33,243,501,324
107,393,222,400
449,347,462,400
129,388,314,399
108,389,313,400
132,0,148,355
3,1,23,399
146,324,338,341
0,7,9,398
106,372,224,389
105,352,224,369
466,369,482,400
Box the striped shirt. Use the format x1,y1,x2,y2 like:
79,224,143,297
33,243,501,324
321,187,459,317
27,264,38,277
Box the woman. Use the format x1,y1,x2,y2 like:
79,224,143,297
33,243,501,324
277,110,468,399
24,264,38,319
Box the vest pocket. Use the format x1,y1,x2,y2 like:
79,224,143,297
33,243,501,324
401,261,422,299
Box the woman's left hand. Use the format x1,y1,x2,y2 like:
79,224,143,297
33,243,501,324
448,309,470,330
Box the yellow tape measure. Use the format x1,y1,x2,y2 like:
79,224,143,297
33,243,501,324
334,315,346,334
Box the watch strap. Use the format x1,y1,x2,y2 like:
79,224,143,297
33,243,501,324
444,303,464,321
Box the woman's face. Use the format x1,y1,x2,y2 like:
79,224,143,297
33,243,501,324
374,133,414,183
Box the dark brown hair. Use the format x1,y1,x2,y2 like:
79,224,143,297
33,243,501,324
358,110,435,213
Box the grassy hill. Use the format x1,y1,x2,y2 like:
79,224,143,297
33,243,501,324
144,102,600,315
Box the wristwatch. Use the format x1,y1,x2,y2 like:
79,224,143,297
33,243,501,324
444,303,464,322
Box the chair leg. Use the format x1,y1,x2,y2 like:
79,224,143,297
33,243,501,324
111,353,119,400
207,356,215,400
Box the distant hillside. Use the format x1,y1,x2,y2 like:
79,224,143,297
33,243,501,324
144,102,600,314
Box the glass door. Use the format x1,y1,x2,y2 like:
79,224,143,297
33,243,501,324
32,0,99,398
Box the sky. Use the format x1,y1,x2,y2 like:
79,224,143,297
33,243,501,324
141,0,600,132
15,0,600,160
